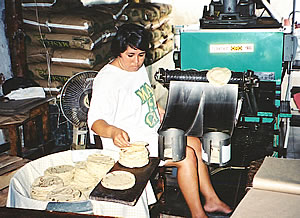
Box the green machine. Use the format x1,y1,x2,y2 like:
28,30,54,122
180,29,283,84
179,28,286,151
155,0,295,163
156,28,288,158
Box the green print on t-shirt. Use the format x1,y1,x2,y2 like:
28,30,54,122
135,83,159,128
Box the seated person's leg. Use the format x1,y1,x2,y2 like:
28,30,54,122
187,137,232,214
165,146,207,217
165,137,232,217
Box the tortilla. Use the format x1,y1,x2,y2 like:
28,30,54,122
207,67,232,86
101,171,136,190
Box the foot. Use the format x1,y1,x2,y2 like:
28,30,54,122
203,199,232,215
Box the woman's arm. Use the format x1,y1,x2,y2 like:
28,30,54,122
156,103,165,123
91,119,130,147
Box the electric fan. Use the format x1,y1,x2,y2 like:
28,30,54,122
60,71,98,149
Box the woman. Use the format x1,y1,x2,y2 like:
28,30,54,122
88,23,232,218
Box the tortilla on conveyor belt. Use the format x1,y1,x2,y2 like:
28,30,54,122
118,141,150,168
101,171,136,190
207,67,232,86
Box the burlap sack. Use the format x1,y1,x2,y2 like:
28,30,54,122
25,27,117,50
28,61,107,84
145,37,174,66
33,79,63,89
146,47,164,66
147,21,173,43
119,3,172,24
150,36,165,49
26,45,53,64
143,4,161,22
51,42,112,69
151,3,172,18
159,22,173,38
159,38,174,55
23,9,114,36
149,29,162,42
128,15,170,31
81,0,123,7
21,0,83,12
120,5,142,22
92,3,129,20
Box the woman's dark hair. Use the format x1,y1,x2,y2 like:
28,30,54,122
111,23,150,57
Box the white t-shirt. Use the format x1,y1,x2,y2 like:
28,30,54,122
88,63,161,157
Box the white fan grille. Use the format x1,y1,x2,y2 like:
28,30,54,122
60,71,98,127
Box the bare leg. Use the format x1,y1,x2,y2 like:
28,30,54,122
186,137,232,214
165,146,207,218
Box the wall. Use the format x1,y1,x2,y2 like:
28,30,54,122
0,0,12,145
0,0,12,93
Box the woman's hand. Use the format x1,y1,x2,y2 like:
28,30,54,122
91,119,130,148
111,127,130,148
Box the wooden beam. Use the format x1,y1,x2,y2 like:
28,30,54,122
5,0,27,78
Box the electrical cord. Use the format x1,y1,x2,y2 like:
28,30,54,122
210,166,249,176
32,0,63,132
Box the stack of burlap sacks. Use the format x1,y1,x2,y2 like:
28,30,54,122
22,0,119,88
21,0,174,88
118,3,174,66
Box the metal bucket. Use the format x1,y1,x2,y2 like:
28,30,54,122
158,128,186,162
202,132,231,166
223,0,237,14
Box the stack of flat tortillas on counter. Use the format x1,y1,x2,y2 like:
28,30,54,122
31,175,64,201
99,142,150,190
44,165,74,186
46,186,86,202
86,153,115,178
118,141,150,168
30,153,115,202
207,67,232,86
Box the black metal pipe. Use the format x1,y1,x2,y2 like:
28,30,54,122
292,0,296,34
155,68,245,87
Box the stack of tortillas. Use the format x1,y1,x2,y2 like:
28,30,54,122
44,165,74,186
86,153,115,178
73,161,99,185
70,161,99,196
46,186,86,202
100,142,150,190
207,67,232,86
31,175,64,201
118,141,150,168
30,153,116,201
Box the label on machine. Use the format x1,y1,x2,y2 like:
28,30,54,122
210,43,254,53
